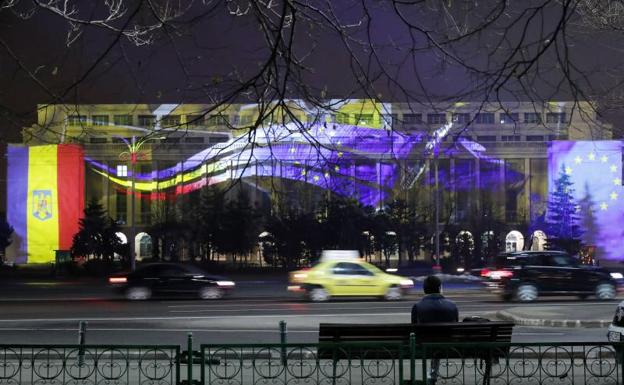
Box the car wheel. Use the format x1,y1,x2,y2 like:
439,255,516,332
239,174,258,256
199,286,223,300
126,286,151,301
596,283,616,300
515,284,538,302
309,287,330,302
384,286,402,301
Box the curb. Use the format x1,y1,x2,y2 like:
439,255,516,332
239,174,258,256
497,310,612,328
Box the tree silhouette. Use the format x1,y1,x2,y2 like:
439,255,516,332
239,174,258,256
71,198,124,261
0,215,14,260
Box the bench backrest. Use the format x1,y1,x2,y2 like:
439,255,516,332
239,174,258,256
318,322,514,359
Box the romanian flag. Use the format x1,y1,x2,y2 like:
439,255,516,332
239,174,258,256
6,145,84,264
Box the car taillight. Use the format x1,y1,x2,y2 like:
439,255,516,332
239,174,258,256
480,268,490,277
488,270,513,280
109,277,127,284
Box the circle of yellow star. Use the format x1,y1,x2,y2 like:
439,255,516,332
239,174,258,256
588,152,596,161
565,166,573,175
600,202,608,211
611,191,618,201
611,165,618,173
601,155,608,163
614,178,621,185
574,156,582,164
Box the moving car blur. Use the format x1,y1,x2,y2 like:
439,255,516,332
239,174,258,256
480,251,624,302
385,260,434,281
288,250,414,301
108,263,235,300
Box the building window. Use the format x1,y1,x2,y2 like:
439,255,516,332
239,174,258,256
207,114,229,126
210,136,229,143
89,137,108,144
113,115,133,126
403,113,422,124
184,137,204,143
476,135,497,142
548,134,568,141
500,112,519,124
427,113,446,125
355,114,373,125
452,113,470,124
501,135,521,142
161,115,180,127
92,115,109,126
526,135,545,141
381,113,397,129
116,164,128,177
116,191,127,224
67,115,87,126
524,112,542,124
474,113,495,124
138,115,156,127
335,113,350,124
546,112,566,123
238,115,253,125
186,115,204,127
163,137,180,143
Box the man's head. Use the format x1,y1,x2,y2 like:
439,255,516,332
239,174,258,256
423,275,442,294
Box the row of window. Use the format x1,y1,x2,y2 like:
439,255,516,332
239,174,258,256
66,111,568,127
89,136,229,144
453,134,566,142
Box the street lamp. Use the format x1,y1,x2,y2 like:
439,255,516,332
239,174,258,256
118,135,150,271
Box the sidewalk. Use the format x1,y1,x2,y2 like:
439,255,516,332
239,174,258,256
496,303,618,328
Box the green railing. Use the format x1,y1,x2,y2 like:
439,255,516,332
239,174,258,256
0,344,180,385
1,339,623,384
199,341,624,385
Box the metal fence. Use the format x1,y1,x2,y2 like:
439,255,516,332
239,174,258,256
1,340,622,385
0,345,180,385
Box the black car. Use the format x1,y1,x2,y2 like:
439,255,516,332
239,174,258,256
109,263,235,300
484,251,623,302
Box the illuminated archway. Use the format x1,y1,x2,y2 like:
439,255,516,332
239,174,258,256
115,232,128,244
136,232,152,261
505,230,524,252
530,230,547,251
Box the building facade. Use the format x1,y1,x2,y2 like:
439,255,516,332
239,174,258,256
19,100,611,262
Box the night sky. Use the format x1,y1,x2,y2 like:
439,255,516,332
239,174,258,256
0,1,623,142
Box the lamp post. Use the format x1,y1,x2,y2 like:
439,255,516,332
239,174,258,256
118,136,149,271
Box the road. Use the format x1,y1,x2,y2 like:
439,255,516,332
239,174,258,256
0,280,615,345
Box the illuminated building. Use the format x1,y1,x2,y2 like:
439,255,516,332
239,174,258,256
9,100,613,263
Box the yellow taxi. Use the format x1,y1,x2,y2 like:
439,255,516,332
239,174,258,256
288,250,414,301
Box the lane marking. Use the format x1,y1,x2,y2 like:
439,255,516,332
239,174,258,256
0,312,412,323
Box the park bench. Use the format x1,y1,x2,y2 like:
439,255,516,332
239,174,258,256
318,321,515,385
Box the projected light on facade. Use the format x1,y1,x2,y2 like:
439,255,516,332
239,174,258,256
88,123,422,207
548,141,624,261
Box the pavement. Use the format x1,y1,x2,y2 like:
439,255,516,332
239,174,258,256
496,303,618,328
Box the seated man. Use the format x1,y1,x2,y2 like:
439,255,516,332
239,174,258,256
411,275,458,323
411,275,459,384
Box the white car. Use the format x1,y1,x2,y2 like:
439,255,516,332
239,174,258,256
607,301,624,342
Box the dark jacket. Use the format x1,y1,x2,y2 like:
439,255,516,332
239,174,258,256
411,293,459,324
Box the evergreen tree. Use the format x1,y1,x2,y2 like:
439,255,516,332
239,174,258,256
195,185,226,261
71,198,124,260
545,165,583,254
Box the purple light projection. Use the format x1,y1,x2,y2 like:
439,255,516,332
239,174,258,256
88,123,421,207
548,140,624,261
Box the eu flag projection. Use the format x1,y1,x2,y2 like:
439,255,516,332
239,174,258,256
7,144,85,264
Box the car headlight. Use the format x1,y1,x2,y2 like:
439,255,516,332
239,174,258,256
386,268,398,273
216,281,235,287
611,272,624,280
293,273,308,279
400,279,414,287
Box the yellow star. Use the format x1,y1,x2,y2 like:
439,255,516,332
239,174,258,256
301,169,307,176
601,155,609,163
574,156,582,164
600,202,608,210
614,178,622,185
336,141,342,147
588,152,596,161
334,165,340,172
313,175,320,182
289,147,296,153
611,165,618,173
611,191,618,200
337,152,344,158
565,166,573,175
324,172,330,178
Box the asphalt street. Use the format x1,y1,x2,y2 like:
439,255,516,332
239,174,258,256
0,279,616,345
